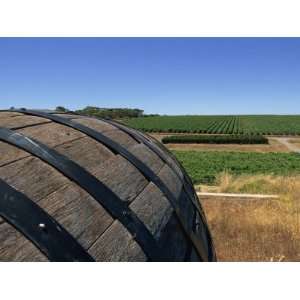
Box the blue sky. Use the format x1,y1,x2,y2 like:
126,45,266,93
0,38,299,115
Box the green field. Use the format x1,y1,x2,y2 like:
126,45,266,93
173,151,300,184
124,115,300,135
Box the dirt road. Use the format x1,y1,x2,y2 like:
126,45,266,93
197,192,278,201
272,137,300,153
150,133,300,153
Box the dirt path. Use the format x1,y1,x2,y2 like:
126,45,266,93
272,137,300,153
150,133,291,153
197,192,279,201
150,131,300,154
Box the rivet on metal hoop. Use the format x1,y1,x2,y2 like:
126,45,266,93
38,223,46,230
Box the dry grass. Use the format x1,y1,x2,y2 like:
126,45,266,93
215,172,300,197
200,173,300,261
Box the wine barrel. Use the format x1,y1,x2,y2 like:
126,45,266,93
0,109,216,262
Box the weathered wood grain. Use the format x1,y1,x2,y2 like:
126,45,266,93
0,141,31,167
0,115,51,129
54,136,114,171
0,156,70,201
88,220,147,262
0,155,115,257
92,155,149,203
17,122,85,147
38,182,114,250
0,112,24,118
128,143,164,173
72,117,118,133
0,114,205,262
102,129,139,148
130,182,173,238
0,221,48,262
53,137,149,203
158,164,182,199
138,132,185,180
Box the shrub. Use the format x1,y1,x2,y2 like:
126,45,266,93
162,134,268,145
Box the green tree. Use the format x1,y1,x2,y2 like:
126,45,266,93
55,106,69,112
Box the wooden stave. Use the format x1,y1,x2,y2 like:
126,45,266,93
0,111,215,261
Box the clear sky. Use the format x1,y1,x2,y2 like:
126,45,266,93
0,38,299,115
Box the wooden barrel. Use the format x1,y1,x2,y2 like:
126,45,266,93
0,109,216,262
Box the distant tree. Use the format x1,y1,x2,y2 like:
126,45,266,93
75,106,144,119
55,106,69,112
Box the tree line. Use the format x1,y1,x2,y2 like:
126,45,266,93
55,106,156,119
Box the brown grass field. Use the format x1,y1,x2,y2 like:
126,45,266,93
200,174,300,261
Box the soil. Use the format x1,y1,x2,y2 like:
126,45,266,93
163,139,289,153
272,137,300,153
150,134,291,153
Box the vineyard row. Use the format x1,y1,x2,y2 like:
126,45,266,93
125,115,300,135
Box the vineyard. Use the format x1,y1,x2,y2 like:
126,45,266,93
124,115,300,135
173,151,300,185
162,134,268,144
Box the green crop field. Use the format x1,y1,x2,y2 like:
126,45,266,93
124,115,300,135
173,151,300,185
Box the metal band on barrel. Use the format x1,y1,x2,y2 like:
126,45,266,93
0,178,94,262
82,116,215,261
0,127,163,261
7,108,208,261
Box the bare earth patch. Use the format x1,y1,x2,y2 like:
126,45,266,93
165,141,288,153
271,137,300,153
150,134,290,153
279,137,300,152
288,138,300,144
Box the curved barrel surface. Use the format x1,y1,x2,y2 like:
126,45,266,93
0,109,216,262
